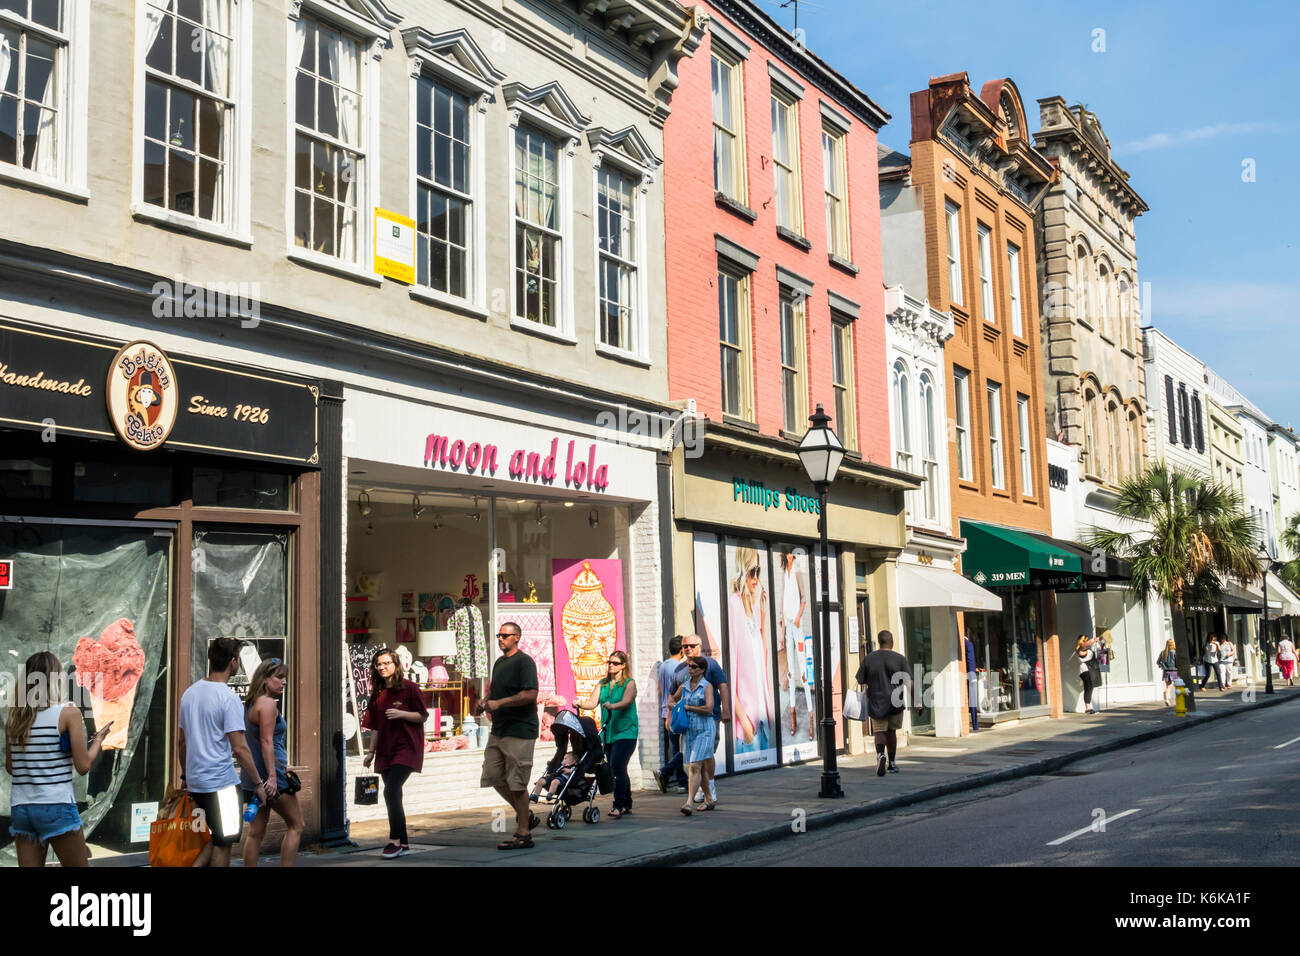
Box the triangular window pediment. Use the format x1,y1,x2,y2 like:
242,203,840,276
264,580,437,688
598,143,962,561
402,28,506,94
587,125,661,172
503,81,590,139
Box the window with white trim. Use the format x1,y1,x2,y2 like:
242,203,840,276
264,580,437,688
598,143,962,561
514,125,561,327
0,0,64,178
415,75,470,297
831,314,856,451
779,286,806,433
977,222,994,322
770,88,802,233
1097,262,1111,337
597,165,639,353
921,371,938,519
718,263,752,420
892,359,911,476
1017,393,1032,495
141,0,233,223
953,366,972,480
1075,243,1091,321
292,16,363,262
988,381,1004,489
711,48,745,202
822,123,848,258
1007,240,1023,337
945,200,963,307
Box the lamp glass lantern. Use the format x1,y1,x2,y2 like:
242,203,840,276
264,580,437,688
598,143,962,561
797,404,845,488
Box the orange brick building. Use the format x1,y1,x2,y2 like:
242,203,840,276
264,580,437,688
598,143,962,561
887,74,1066,725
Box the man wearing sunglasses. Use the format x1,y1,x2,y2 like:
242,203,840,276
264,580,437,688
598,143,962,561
664,636,729,804
475,622,539,849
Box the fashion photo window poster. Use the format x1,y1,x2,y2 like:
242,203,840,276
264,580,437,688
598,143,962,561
773,543,816,764
691,533,728,773
552,559,624,727
724,538,778,771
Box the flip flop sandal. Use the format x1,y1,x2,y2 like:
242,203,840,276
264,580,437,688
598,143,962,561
497,835,534,850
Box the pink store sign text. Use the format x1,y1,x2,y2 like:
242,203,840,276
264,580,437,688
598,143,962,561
423,432,610,491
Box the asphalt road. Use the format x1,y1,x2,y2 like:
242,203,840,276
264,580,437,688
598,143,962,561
702,704,1300,866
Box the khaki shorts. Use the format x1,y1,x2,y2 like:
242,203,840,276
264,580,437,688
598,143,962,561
480,734,535,793
869,712,904,734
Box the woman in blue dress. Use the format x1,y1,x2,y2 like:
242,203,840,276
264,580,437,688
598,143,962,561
679,656,716,815
240,659,303,866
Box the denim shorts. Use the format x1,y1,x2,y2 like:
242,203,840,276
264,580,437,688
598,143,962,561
9,802,83,845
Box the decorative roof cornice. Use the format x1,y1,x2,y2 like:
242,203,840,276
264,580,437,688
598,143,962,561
1033,96,1148,215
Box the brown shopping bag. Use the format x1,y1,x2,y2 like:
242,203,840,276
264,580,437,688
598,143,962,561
149,788,210,867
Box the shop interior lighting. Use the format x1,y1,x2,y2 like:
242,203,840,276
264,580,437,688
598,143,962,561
412,494,427,519
466,496,482,521
430,512,443,530
563,501,574,508
588,508,599,528
357,490,372,517
535,503,548,527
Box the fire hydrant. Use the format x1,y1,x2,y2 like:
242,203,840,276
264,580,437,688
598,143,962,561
1173,678,1188,716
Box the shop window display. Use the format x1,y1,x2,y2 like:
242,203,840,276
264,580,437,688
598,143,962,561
724,539,777,770
0,526,171,864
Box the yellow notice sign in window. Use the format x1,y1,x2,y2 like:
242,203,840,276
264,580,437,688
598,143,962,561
374,208,416,284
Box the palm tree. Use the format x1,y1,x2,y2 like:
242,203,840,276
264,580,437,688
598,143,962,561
1278,513,1300,592
1081,462,1260,712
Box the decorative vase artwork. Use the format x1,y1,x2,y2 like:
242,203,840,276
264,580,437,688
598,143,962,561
552,559,624,726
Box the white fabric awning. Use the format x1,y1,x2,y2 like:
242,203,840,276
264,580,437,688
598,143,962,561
1265,572,1300,616
898,564,1004,612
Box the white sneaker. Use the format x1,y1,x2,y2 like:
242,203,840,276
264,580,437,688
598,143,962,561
694,788,704,803
708,780,717,802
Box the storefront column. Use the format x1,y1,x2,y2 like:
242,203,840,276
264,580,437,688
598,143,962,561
317,382,348,846
1044,594,1063,718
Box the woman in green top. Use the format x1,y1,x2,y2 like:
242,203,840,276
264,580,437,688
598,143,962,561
577,650,638,818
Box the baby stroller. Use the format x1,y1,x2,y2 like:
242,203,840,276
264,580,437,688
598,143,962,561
530,710,614,829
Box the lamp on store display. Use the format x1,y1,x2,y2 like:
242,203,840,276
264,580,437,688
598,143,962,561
418,629,457,683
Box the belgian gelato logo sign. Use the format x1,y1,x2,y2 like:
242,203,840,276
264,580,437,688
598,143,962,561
106,342,178,451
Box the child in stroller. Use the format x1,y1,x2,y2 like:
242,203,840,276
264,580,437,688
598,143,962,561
530,751,578,803
529,710,614,830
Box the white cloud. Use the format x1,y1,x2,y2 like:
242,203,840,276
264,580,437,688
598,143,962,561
1116,121,1285,154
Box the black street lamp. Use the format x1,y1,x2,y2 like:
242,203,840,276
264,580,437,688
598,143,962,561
797,404,846,799
1258,544,1277,696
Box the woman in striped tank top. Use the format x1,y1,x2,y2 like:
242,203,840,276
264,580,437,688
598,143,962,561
4,652,111,867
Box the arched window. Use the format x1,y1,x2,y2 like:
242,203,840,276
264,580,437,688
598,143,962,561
892,360,911,475
1128,408,1142,479
1107,398,1121,484
920,371,938,520
1075,244,1091,322
1097,263,1111,338
1118,275,1132,350
1083,385,1099,474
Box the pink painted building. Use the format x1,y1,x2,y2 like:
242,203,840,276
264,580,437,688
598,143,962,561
663,0,916,772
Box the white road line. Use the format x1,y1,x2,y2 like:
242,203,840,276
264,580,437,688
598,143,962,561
1274,736,1300,750
1046,808,1142,846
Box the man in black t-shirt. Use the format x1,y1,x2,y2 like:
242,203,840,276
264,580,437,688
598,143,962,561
476,622,539,849
855,630,915,777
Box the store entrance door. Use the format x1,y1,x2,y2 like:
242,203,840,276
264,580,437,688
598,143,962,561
902,606,934,733
0,519,174,864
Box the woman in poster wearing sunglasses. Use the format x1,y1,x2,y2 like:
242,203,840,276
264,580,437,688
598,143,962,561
240,658,304,867
727,547,774,754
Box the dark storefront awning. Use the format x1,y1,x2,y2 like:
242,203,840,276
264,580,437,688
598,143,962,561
959,520,1083,591
1021,531,1132,586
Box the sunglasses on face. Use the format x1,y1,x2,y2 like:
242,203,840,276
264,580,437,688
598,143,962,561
683,643,701,650
496,632,515,639
747,566,761,580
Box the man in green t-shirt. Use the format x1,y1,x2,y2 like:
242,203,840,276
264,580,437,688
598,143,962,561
476,622,539,849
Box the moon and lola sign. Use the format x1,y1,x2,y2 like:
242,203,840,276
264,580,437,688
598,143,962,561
0,321,321,465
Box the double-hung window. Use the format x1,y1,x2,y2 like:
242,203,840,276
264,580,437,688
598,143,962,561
415,76,470,297
1007,241,1023,336
892,359,912,476
822,124,848,258
141,0,233,224
779,287,806,433
597,165,639,353
292,16,363,263
831,315,856,451
711,49,745,202
945,200,963,307
0,0,69,182
1017,393,1032,495
770,89,802,233
514,126,561,328
977,222,994,322
953,367,972,480
988,381,1004,489
718,264,752,420
920,371,938,520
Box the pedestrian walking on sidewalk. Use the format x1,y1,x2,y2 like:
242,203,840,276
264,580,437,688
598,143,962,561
4,652,111,867
1199,635,1222,690
364,647,428,860
1219,638,1236,689
677,656,716,815
240,659,303,867
1076,635,1100,714
1277,633,1297,685
1156,639,1179,706
652,636,688,794
963,631,980,732
476,622,539,850
666,636,729,805
855,631,913,776
576,649,637,818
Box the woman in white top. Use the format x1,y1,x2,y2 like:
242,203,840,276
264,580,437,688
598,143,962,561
1277,633,1297,686
1218,638,1236,688
1199,635,1222,690
4,651,110,867
778,548,812,740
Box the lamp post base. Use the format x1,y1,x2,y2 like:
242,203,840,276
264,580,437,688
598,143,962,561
819,772,844,799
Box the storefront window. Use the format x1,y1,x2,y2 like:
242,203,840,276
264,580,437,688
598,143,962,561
1,524,172,864
969,612,1013,716
74,460,173,505
193,467,292,510
773,543,815,761
903,606,933,732
724,538,777,770
1014,591,1044,709
0,458,53,499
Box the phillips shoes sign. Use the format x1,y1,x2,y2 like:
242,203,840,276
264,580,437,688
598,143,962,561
424,432,611,491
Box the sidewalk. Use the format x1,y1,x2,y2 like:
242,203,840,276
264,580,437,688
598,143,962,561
215,683,1300,867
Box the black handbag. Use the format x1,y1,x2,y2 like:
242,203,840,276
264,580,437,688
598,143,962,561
354,774,379,805
281,770,303,796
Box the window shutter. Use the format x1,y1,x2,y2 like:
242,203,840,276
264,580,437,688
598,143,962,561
1165,376,1177,443
1178,385,1191,448
1192,392,1205,453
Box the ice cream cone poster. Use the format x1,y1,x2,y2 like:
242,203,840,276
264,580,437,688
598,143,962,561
551,559,624,725
72,618,146,750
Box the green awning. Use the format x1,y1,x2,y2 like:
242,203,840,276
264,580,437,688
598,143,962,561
959,520,1083,591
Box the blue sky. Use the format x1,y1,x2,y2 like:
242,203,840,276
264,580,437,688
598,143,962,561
759,0,1298,427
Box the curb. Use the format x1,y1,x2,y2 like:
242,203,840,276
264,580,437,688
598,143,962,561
617,690,1300,867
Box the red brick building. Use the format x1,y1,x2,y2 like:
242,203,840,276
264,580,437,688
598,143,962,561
663,0,916,772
